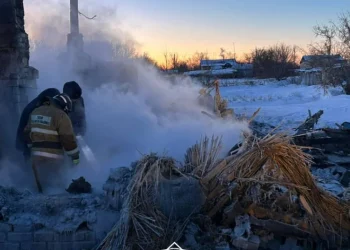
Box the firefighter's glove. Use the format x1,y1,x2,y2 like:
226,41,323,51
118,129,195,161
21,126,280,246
72,158,80,166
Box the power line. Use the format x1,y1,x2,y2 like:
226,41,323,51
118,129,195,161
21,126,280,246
78,11,97,20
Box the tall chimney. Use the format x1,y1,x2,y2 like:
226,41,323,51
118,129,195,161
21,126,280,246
70,0,79,34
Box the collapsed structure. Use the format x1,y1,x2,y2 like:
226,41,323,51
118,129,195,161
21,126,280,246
1,1,350,249
93,118,350,250
93,88,350,249
1,76,348,250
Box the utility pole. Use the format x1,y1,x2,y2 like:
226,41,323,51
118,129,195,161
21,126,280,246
67,0,84,54
70,0,79,34
232,42,236,59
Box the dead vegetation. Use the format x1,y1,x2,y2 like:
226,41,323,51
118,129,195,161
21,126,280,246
201,133,350,242
96,134,350,249
199,79,235,119
96,154,188,250
96,107,350,249
184,135,222,178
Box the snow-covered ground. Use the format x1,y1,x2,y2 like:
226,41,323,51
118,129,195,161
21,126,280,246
220,79,350,133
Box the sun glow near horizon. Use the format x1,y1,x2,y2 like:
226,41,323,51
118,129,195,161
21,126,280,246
24,0,350,66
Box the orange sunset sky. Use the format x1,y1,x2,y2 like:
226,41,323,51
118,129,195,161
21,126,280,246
25,0,350,64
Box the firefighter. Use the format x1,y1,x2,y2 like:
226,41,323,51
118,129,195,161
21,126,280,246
24,93,80,191
63,81,86,136
16,88,60,163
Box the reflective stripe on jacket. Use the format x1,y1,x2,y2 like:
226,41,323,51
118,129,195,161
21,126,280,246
24,102,79,160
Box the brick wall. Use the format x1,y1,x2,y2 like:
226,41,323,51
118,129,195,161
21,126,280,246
0,0,38,156
0,223,98,250
0,0,39,116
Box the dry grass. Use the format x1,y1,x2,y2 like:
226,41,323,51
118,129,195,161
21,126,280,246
184,135,223,178
203,133,350,238
95,154,188,250
96,131,350,249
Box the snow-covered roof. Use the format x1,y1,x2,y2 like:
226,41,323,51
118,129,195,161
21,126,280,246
295,68,322,73
200,59,237,67
236,63,253,70
184,68,237,76
300,54,345,63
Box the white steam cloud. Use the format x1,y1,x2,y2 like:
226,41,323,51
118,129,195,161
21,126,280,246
5,0,250,191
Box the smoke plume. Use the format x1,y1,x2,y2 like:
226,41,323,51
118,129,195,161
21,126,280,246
3,0,250,191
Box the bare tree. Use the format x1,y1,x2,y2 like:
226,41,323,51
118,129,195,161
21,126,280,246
249,43,299,79
187,52,208,70
171,53,179,69
336,12,350,59
308,23,338,55
137,52,159,68
220,48,226,59
241,53,253,63
114,39,137,59
225,51,235,59
163,51,169,71
290,45,299,64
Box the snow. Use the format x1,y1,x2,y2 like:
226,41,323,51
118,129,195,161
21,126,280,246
295,68,322,73
184,68,237,76
219,79,349,132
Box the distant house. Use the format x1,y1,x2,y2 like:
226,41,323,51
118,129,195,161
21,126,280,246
184,68,237,77
200,59,238,70
297,54,348,85
165,69,179,74
199,59,253,77
300,54,347,70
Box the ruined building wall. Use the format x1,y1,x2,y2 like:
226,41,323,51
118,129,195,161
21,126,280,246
0,0,38,152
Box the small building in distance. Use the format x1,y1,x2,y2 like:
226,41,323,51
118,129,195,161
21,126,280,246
200,59,237,70
297,54,348,85
199,59,253,78
300,54,347,70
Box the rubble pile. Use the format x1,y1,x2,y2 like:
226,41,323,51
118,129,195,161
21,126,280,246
97,132,350,249
198,133,350,249
291,110,350,198
4,98,347,249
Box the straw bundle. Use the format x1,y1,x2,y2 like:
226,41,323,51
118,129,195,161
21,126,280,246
184,135,223,178
96,154,186,250
213,79,230,116
202,133,350,238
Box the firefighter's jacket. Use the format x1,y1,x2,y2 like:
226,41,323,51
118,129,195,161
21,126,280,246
16,88,60,155
24,101,79,160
